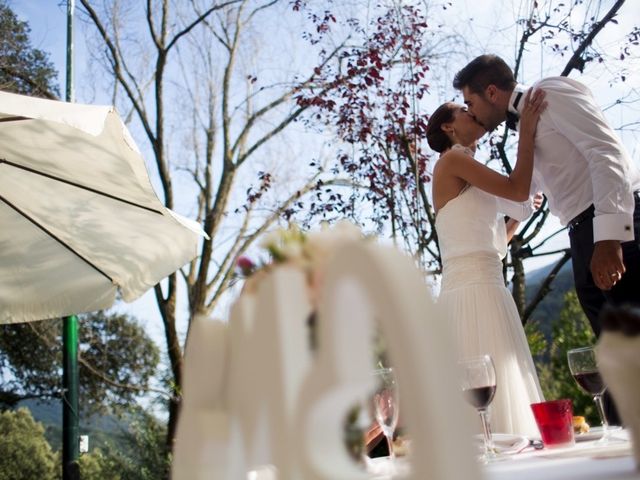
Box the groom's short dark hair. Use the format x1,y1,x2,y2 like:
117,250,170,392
453,54,516,94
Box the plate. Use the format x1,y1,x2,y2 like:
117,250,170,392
474,433,529,454
575,425,622,442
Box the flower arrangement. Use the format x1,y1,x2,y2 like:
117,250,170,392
236,221,365,305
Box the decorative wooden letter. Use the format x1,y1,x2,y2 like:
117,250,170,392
173,242,479,480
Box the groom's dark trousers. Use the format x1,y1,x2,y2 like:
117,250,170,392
568,191,640,426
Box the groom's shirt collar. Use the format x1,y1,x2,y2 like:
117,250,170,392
509,84,528,115
505,84,527,130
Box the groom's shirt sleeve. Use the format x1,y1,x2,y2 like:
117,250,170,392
540,78,636,243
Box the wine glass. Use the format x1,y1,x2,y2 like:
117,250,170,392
459,354,497,462
567,346,611,443
372,368,400,460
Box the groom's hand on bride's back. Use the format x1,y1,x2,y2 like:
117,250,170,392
591,240,625,290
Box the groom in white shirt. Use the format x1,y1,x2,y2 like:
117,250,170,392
453,54,640,425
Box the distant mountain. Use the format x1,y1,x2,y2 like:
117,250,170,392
17,398,130,453
524,260,574,339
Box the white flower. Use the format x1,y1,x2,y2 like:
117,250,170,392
305,220,362,267
260,228,286,250
243,221,368,305
280,241,305,262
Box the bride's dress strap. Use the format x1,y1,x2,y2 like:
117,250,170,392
450,143,475,157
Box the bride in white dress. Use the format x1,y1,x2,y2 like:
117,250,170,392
426,89,546,437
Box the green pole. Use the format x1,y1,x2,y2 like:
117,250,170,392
63,2,79,480
66,0,75,103
62,315,80,479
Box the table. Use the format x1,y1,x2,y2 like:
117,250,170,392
486,435,638,480
247,432,639,479
365,430,639,480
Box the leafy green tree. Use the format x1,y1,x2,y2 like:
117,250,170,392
538,290,597,424
77,450,109,479
0,312,160,415
78,408,169,480
525,319,548,358
0,408,58,480
0,0,58,98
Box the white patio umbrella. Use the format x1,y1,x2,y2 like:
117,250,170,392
0,90,206,478
0,90,206,323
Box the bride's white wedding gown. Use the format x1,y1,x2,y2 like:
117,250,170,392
436,153,544,437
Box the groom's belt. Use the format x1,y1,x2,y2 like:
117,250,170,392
567,205,595,230
567,191,640,230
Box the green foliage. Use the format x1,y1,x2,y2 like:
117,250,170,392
78,409,170,480
80,312,161,413
0,311,160,415
525,319,548,357
10,400,169,479
78,450,110,479
0,0,59,97
0,408,58,480
537,290,598,425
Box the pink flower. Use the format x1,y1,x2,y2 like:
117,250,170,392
237,256,256,276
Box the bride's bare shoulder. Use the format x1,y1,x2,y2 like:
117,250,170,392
437,147,473,170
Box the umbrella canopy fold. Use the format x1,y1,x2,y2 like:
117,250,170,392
0,90,206,324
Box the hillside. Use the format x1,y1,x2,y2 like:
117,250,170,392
523,260,574,338
17,398,130,453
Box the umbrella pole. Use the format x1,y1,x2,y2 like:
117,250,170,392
63,2,79,480
62,315,80,479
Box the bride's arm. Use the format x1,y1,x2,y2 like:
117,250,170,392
504,193,544,242
497,197,534,221
441,88,546,201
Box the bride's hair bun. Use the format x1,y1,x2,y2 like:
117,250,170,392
426,102,456,153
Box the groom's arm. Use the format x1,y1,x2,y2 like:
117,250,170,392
541,78,636,289
540,78,636,243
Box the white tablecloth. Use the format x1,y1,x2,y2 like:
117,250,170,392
486,438,638,480
364,431,639,480
249,431,639,479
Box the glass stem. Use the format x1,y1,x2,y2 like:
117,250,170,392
594,394,609,434
385,433,395,460
479,409,494,457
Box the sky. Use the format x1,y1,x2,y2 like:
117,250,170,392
11,0,640,345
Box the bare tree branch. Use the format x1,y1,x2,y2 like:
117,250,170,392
560,0,626,77
79,0,157,147
166,0,245,53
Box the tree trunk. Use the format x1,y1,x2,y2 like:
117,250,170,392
510,237,527,320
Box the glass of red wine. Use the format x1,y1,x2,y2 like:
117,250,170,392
459,354,497,462
567,346,610,443
372,368,400,460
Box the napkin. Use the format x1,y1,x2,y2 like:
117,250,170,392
596,305,640,469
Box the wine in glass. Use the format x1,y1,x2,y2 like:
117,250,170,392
459,354,497,462
567,346,610,443
372,368,400,460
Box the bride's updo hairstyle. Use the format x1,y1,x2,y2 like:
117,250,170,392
426,102,456,153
